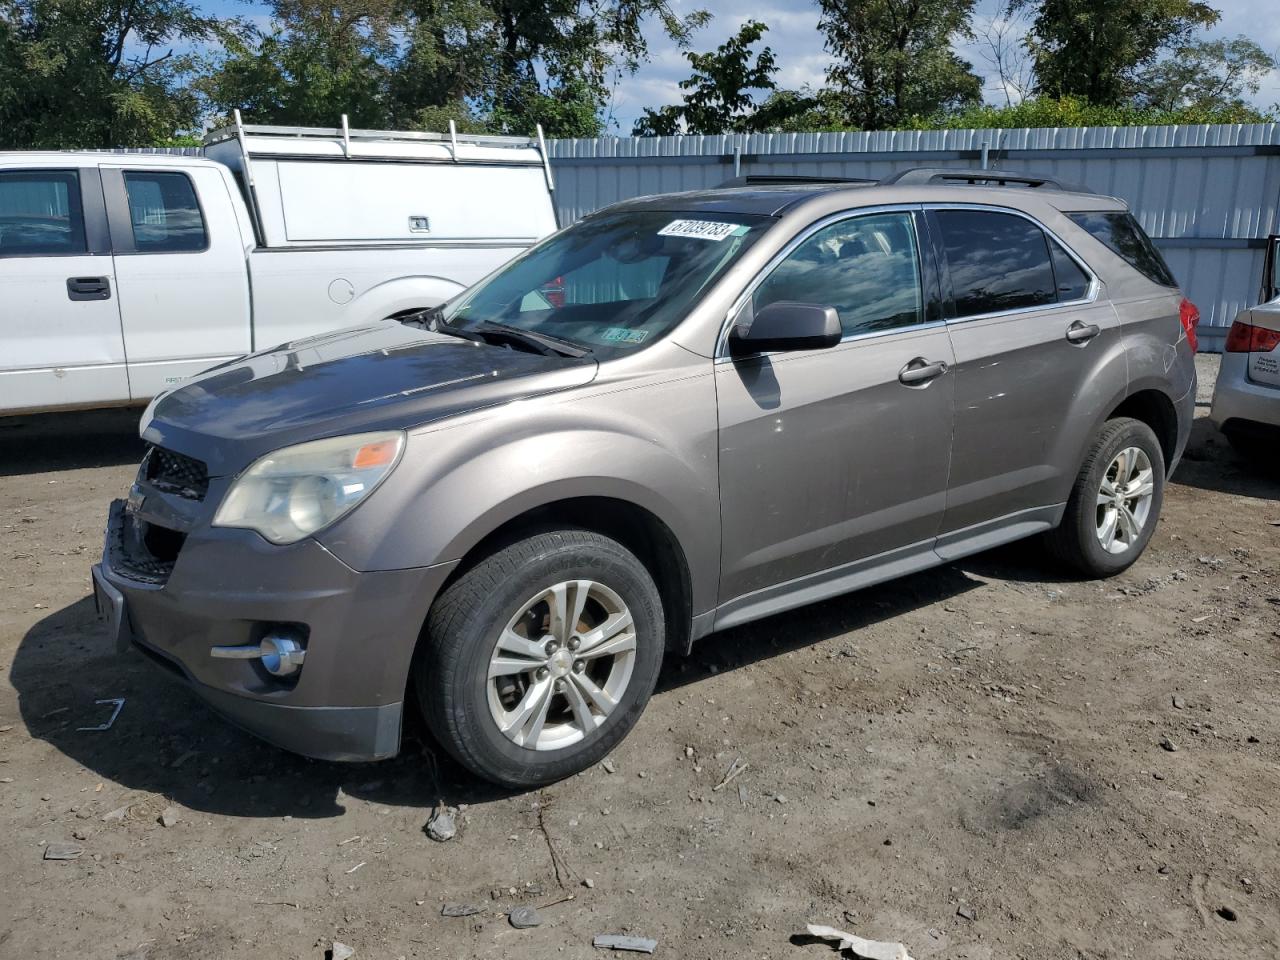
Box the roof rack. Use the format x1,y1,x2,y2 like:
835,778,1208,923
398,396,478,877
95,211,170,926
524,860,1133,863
716,174,876,189
879,166,1090,193
203,119,539,151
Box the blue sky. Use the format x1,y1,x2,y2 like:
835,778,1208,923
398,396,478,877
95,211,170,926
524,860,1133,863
195,0,1280,134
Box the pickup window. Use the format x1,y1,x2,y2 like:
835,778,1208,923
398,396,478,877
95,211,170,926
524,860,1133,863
123,171,207,253
0,170,86,257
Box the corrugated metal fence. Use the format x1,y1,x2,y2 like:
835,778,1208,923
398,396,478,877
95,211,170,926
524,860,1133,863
547,125,1280,349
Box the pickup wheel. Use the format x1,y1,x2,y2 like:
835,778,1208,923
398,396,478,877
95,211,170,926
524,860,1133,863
416,529,665,788
1045,417,1165,577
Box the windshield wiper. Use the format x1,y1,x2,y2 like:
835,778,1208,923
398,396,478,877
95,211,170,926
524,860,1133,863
453,319,592,359
398,304,446,329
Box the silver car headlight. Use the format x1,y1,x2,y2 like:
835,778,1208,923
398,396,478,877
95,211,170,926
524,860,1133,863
213,431,405,544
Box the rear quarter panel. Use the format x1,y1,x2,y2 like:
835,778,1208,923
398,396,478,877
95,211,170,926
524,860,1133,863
1054,212,1195,456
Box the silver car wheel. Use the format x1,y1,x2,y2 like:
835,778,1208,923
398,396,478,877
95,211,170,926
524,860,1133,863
486,580,637,752
1095,446,1155,555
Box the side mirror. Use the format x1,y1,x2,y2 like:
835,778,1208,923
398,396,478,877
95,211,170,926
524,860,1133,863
729,300,842,354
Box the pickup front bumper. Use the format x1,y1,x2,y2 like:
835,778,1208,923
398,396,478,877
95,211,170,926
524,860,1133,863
93,499,456,762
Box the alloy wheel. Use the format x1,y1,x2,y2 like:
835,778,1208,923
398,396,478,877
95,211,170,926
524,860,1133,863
486,580,637,751
1095,446,1155,554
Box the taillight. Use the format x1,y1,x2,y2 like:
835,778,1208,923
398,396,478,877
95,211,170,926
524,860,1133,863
1178,298,1199,353
1224,318,1280,353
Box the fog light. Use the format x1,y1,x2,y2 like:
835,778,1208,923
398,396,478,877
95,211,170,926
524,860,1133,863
210,628,307,678
260,632,306,677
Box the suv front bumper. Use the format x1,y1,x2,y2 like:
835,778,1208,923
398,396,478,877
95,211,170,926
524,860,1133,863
93,499,456,762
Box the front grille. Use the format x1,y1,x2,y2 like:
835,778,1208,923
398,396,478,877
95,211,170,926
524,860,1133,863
107,500,185,585
143,446,209,501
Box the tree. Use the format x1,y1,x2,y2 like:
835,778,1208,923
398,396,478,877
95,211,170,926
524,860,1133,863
905,93,1275,130
389,0,709,137
1135,36,1278,114
0,0,236,147
972,1,1035,107
200,0,709,138
199,0,397,128
1014,0,1219,106
817,0,983,129
633,20,778,135
748,88,841,133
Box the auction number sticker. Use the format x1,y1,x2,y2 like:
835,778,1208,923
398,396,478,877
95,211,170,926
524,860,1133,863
657,219,745,241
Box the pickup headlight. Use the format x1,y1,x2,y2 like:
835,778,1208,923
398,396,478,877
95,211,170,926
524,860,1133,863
213,431,405,544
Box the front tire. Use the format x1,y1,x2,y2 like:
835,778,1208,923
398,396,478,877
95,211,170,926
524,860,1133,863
1045,417,1165,577
417,529,665,788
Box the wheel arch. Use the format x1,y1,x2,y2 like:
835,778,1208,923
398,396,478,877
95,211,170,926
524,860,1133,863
350,275,467,322
436,494,696,656
1106,387,1179,469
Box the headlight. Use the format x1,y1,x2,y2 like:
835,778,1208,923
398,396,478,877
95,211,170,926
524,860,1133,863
213,431,405,544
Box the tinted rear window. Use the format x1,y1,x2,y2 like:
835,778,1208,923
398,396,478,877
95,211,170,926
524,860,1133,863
123,171,207,252
1068,211,1177,287
1049,240,1091,301
935,209,1056,317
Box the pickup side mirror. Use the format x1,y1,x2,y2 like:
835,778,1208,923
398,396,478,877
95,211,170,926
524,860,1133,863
1263,234,1280,303
730,300,842,354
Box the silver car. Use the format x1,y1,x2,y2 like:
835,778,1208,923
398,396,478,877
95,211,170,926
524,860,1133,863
1211,235,1280,460
92,168,1197,787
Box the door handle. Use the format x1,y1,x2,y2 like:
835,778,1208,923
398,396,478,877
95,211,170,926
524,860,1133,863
67,276,111,301
1065,320,1101,343
898,357,948,385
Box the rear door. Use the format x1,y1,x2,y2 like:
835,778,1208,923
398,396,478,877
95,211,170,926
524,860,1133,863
930,205,1124,548
102,164,251,400
0,166,128,412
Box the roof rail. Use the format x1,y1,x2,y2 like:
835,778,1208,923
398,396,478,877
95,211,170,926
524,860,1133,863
716,174,876,189
879,167,1091,193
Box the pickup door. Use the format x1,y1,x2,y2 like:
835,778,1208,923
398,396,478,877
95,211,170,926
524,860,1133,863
101,164,252,400
0,166,129,412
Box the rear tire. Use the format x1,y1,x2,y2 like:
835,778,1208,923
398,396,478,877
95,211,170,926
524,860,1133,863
1045,417,1165,577
416,529,664,788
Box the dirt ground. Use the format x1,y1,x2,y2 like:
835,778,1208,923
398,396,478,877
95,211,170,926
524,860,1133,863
1,355,1277,960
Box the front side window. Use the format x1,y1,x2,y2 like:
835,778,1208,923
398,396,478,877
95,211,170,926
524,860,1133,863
0,170,86,256
753,211,924,336
444,211,772,356
936,209,1056,317
123,171,207,253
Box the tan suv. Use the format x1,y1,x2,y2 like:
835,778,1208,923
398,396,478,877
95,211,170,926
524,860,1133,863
93,168,1198,787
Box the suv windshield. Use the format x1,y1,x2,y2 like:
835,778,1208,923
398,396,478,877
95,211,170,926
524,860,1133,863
441,210,772,357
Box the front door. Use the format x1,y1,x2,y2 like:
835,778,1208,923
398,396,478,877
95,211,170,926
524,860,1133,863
929,206,1123,543
0,167,128,412
716,209,955,621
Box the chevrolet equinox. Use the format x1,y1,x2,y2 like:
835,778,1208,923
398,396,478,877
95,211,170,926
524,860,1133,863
93,168,1197,787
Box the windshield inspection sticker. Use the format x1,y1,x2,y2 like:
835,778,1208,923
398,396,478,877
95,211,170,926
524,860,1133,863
657,219,745,242
601,327,649,344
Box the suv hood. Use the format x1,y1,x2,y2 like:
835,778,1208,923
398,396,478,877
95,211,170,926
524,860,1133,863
143,322,597,476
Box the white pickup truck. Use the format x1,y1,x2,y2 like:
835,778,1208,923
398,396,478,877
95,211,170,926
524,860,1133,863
0,119,558,415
